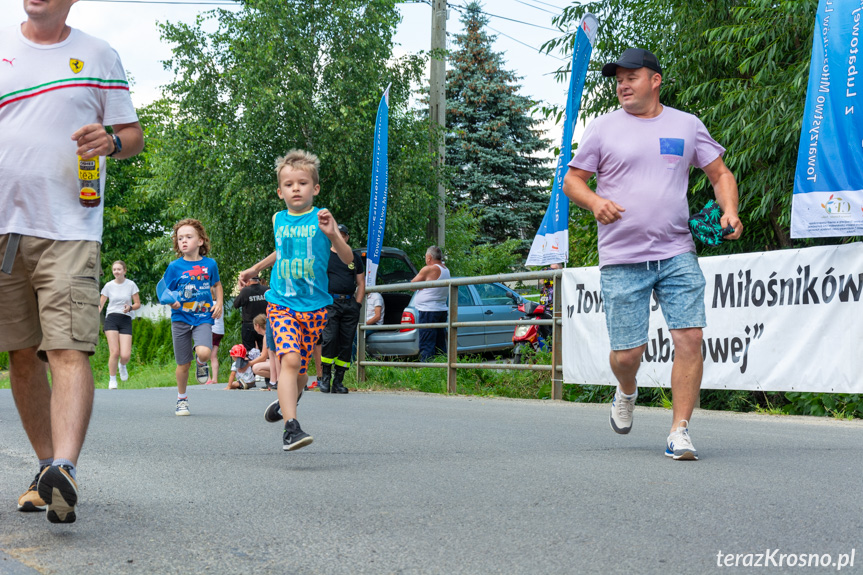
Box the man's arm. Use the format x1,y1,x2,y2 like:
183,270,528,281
702,156,743,240
354,270,366,304
211,281,223,319
411,265,442,283
563,167,626,226
72,121,143,160
233,287,246,310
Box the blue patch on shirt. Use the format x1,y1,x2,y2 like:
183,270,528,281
659,138,685,156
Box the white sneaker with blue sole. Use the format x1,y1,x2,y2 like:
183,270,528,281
665,420,698,460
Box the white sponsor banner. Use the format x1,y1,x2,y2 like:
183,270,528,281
562,243,863,393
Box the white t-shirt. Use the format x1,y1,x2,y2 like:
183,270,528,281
213,314,225,335
231,361,255,385
0,26,139,242
568,106,725,267
100,279,139,317
366,292,385,325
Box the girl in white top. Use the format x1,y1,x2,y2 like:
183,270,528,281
209,307,225,384
98,261,140,389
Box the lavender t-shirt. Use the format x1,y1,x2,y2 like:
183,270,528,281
569,106,725,267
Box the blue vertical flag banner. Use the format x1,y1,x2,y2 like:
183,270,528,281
526,14,599,266
365,84,390,287
791,0,863,238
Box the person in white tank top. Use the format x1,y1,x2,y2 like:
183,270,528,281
411,246,450,361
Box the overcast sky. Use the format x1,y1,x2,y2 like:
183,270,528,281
1,0,589,148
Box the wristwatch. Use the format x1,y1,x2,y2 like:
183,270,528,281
108,133,122,157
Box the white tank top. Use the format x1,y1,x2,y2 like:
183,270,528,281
414,264,450,312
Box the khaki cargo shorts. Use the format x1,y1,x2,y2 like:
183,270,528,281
0,234,101,360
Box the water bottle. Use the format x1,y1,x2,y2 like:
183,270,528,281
78,155,100,208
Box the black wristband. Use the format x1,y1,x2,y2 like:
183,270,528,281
108,133,122,157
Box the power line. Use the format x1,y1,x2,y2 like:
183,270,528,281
449,2,559,32
512,0,559,16
487,25,566,62
522,0,568,10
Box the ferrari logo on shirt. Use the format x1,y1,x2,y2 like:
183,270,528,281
70,59,84,73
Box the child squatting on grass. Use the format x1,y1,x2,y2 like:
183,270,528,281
158,219,223,416
238,149,353,451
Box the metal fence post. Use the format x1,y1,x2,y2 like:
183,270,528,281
447,284,458,394
357,299,367,384
551,271,563,400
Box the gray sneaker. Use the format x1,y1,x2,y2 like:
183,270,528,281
176,398,190,416
195,361,209,384
609,385,637,434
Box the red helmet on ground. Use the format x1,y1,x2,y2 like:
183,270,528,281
229,344,247,359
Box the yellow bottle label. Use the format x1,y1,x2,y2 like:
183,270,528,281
78,155,100,202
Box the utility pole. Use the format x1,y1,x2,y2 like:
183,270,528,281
429,0,446,248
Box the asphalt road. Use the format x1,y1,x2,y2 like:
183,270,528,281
1,386,861,575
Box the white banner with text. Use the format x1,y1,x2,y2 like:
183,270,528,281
562,244,863,393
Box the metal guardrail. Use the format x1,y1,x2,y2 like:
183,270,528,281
357,270,565,399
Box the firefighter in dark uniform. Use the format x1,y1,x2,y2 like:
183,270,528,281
320,224,365,393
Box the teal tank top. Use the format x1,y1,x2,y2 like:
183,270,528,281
265,207,333,312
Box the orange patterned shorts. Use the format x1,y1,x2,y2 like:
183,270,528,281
267,303,328,375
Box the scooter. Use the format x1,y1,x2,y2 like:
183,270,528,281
511,298,553,364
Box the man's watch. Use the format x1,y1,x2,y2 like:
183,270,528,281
108,133,122,157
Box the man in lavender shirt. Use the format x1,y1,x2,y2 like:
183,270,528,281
563,48,742,460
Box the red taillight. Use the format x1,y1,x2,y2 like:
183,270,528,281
399,310,415,332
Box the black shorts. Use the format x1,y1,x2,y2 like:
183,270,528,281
104,313,133,335
213,332,224,347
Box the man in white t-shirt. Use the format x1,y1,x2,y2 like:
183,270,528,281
0,0,143,524
365,292,385,326
563,48,742,461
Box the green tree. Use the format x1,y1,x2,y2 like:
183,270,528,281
103,99,177,301
544,0,852,261
148,0,436,284
446,2,554,251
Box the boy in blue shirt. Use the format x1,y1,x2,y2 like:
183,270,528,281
159,219,224,416
240,150,353,450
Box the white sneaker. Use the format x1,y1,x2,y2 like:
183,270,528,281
609,385,637,434
108,379,118,390
175,398,190,416
118,363,129,381
665,421,698,460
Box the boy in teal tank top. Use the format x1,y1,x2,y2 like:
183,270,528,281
239,150,354,451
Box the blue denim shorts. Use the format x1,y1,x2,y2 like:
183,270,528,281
265,317,275,351
600,251,706,351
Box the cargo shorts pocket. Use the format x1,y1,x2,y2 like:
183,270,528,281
71,278,100,344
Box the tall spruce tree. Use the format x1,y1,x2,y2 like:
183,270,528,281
446,2,553,249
